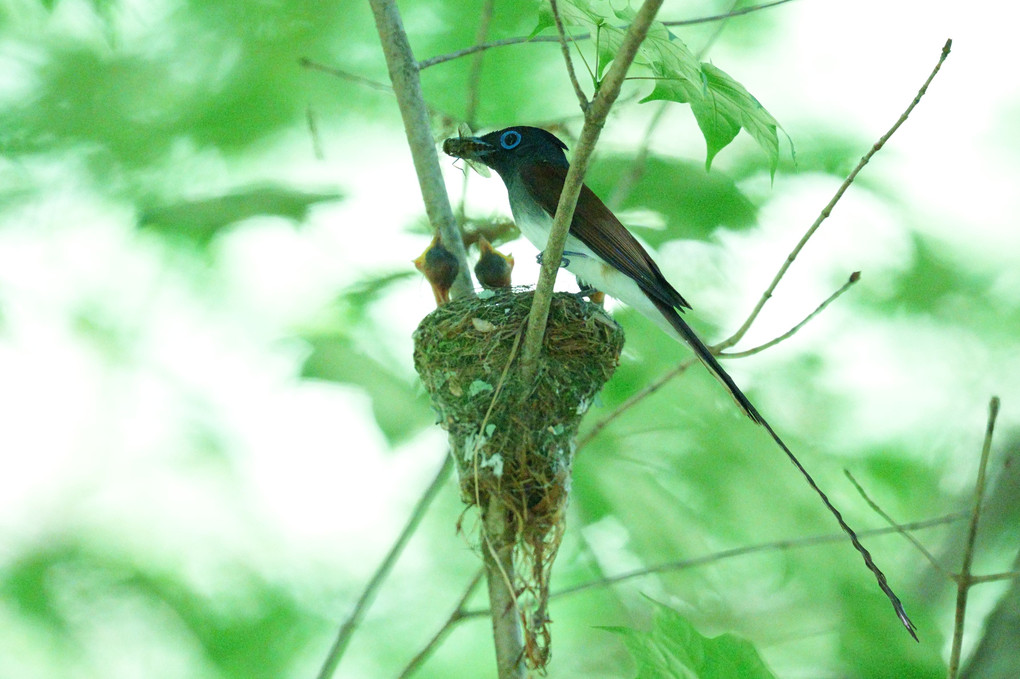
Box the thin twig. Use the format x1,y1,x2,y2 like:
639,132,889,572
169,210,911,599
315,455,453,679
456,512,966,619
600,0,742,208
398,570,484,678
965,571,1020,585
464,0,495,127
666,0,797,28
306,105,325,160
845,469,948,576
948,396,1000,679
693,0,741,59
606,100,668,210
416,0,797,70
550,0,589,110
579,272,858,449
299,58,394,92
718,38,953,351
367,0,475,301
720,271,860,359
457,0,496,250
576,357,696,450
520,0,666,381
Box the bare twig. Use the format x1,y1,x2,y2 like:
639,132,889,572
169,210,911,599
520,0,666,380
719,38,953,351
576,357,696,450
417,0,797,70
455,512,966,619
457,1,496,236
306,105,325,160
966,571,1020,585
464,0,495,127
579,272,859,449
550,0,590,110
948,396,1000,679
665,0,797,28
398,570,484,678
693,0,741,59
719,271,860,359
367,0,475,301
845,469,948,576
315,455,453,679
606,100,668,210
484,493,526,679
299,58,395,92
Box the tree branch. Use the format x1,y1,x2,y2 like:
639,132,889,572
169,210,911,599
845,469,949,576
367,0,475,301
520,0,665,380
719,38,953,351
483,495,526,678
549,0,590,110
455,512,966,619
948,396,1000,679
719,271,860,359
398,570,484,678
315,455,453,679
417,0,798,70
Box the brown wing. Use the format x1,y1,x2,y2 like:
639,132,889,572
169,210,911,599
519,161,691,311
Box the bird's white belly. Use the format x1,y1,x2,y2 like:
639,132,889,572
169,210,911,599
512,209,678,340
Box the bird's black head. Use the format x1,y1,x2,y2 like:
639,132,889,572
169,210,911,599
443,126,569,180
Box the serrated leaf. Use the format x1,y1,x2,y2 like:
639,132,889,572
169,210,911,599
603,600,778,679
698,64,780,177
541,0,782,175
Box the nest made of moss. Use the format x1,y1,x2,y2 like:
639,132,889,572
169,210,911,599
413,288,624,668
413,288,624,510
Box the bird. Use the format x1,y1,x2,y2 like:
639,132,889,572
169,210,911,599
474,236,514,289
443,125,917,639
413,234,460,306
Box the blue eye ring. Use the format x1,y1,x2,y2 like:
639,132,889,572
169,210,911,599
500,130,522,150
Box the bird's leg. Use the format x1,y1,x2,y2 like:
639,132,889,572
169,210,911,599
536,250,586,268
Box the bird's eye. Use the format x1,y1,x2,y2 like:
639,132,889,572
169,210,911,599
499,130,522,150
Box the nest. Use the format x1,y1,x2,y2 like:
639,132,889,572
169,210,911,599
412,288,625,668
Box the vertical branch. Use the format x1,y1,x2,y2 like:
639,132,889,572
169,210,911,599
483,495,526,679
549,0,590,110
368,0,475,300
947,396,1001,679
520,0,665,379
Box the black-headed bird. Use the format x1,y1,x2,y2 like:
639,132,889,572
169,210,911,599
444,125,917,639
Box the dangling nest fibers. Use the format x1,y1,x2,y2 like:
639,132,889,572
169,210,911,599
412,288,625,668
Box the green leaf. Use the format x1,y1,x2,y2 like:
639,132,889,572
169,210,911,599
535,0,782,175
603,600,777,679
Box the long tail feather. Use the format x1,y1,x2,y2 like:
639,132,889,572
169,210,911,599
650,298,918,641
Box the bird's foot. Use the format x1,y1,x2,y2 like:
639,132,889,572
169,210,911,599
536,250,585,268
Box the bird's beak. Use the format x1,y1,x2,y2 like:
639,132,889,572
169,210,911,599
443,136,493,161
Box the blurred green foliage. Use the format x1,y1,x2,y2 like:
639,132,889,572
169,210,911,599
603,599,778,679
1,1,1016,679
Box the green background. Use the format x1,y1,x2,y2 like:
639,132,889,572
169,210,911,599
0,1,1017,678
